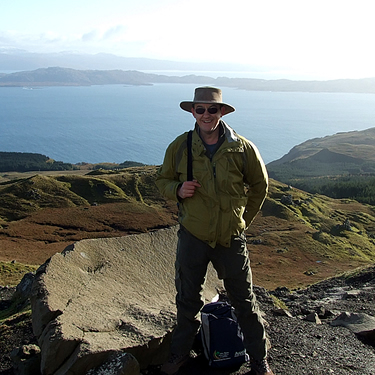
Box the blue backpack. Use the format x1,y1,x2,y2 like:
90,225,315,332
199,301,249,368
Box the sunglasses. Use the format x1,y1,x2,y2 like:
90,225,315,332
194,106,220,115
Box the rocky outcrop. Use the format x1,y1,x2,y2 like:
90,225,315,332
30,226,222,375
10,344,41,375
331,312,375,344
4,261,375,374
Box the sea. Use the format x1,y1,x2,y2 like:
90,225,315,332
0,82,375,166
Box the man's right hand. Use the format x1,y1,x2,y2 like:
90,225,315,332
177,180,201,199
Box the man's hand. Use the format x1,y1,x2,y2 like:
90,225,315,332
177,180,201,199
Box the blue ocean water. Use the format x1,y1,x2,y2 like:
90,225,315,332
0,83,374,165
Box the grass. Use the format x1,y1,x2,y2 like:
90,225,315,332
1,167,375,291
0,262,38,286
0,167,165,223
270,295,288,310
0,300,32,323
266,180,375,264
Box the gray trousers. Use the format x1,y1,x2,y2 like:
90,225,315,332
170,225,268,361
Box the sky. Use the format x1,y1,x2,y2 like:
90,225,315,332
1,0,375,80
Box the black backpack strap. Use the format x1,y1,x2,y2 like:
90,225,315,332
187,130,193,181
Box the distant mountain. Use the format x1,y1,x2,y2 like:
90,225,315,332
1,66,375,93
215,76,375,93
0,66,213,86
0,49,263,73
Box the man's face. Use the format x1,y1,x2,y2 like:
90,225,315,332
191,104,224,135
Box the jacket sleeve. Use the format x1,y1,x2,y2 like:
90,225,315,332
242,139,269,227
155,140,182,202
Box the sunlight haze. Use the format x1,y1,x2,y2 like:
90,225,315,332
1,0,374,80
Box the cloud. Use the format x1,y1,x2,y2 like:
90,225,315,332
103,25,125,40
82,30,99,42
1,0,374,79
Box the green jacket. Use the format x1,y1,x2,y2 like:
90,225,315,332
155,120,268,248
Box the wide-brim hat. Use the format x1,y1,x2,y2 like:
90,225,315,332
180,86,235,115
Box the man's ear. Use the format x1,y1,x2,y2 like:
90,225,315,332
220,106,226,116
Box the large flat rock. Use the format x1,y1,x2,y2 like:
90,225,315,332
31,226,222,374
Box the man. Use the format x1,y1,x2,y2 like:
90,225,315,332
156,87,274,375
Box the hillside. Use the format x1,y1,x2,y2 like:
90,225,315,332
1,166,375,290
1,166,375,374
267,127,375,200
268,127,375,168
1,67,375,93
0,152,145,173
0,152,76,172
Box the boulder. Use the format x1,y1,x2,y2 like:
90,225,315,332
10,344,41,375
331,312,375,345
30,226,221,375
305,312,322,324
331,311,375,333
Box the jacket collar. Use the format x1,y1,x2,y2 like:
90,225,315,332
221,120,239,143
192,120,242,156
194,120,239,143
